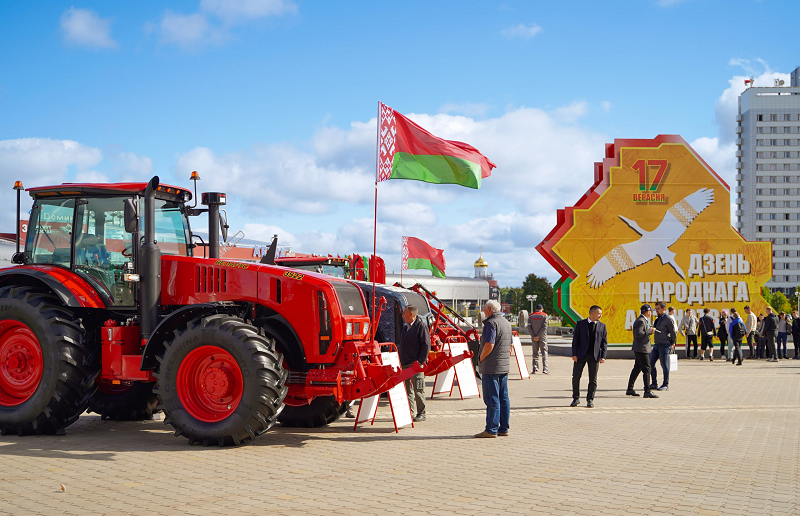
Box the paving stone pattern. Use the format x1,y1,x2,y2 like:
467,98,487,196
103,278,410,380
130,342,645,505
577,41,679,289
1,351,799,515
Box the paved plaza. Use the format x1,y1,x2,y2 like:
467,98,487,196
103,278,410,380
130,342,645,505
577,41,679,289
1,345,799,515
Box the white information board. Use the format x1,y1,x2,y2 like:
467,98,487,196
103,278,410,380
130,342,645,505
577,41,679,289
511,335,530,380
353,352,413,432
431,341,480,399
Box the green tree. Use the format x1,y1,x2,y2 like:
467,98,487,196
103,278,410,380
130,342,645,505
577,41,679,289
521,273,554,314
772,291,791,313
761,286,773,308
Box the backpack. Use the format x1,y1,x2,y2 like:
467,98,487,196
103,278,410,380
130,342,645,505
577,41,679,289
731,320,746,341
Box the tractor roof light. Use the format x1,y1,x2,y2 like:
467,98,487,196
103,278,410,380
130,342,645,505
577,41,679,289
190,171,201,181
13,181,23,191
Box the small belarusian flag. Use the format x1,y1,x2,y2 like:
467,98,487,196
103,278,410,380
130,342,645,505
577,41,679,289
377,102,495,189
402,236,446,278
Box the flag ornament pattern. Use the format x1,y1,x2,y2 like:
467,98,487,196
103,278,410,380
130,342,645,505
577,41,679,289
401,236,446,278
377,102,495,189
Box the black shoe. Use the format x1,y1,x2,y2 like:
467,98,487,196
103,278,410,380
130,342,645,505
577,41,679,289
570,399,580,407
586,400,594,408
736,362,742,366
649,384,658,390
657,385,669,391
626,390,640,396
643,392,659,398
413,414,426,422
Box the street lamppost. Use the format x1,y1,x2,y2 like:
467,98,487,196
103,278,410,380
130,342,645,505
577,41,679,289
795,289,799,313
526,294,537,313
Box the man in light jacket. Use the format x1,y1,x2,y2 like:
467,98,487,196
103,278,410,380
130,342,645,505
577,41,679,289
744,305,757,359
527,304,549,374
679,308,699,359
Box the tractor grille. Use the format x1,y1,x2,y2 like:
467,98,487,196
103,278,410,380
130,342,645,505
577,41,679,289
196,266,228,293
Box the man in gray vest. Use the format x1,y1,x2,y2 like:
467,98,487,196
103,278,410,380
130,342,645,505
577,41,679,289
474,300,512,438
527,304,549,374
627,304,659,398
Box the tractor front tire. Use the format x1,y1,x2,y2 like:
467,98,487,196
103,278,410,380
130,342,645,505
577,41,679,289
88,382,159,421
0,286,98,435
278,395,348,428
154,314,287,446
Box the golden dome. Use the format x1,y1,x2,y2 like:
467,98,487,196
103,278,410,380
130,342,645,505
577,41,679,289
474,254,488,268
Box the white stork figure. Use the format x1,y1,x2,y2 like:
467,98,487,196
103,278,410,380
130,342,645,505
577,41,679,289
586,188,714,288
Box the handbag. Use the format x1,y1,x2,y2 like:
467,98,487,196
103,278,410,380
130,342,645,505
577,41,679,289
668,349,678,371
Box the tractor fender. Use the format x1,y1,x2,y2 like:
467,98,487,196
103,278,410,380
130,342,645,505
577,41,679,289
0,266,107,308
140,303,238,371
253,314,308,371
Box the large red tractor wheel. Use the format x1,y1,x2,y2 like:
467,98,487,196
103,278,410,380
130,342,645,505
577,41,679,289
88,381,159,421
0,286,99,435
278,396,349,428
154,314,287,446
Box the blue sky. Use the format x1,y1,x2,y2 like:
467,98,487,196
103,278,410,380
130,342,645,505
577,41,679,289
1,0,798,285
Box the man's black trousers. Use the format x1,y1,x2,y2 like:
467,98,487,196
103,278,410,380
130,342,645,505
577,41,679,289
685,335,698,358
572,356,599,401
627,351,652,394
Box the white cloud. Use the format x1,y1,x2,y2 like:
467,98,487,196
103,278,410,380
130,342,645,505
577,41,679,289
200,0,297,23
113,152,153,178
501,23,542,40
153,0,297,49
60,7,117,49
439,103,490,117
601,101,612,113
0,138,103,228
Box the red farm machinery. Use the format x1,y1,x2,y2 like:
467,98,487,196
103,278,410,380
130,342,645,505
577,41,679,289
0,176,469,445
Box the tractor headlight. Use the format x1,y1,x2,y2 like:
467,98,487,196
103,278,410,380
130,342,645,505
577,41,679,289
363,322,369,335
346,322,353,336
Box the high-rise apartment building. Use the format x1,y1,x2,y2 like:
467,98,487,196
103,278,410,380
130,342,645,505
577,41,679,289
736,66,800,295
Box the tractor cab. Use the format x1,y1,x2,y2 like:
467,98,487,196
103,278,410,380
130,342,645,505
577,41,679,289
19,183,193,307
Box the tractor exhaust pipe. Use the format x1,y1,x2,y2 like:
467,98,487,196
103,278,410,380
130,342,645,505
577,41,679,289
201,192,226,259
140,176,161,341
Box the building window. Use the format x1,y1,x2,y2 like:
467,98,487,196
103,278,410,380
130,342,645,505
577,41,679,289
758,114,764,121
757,140,764,146
785,139,791,146
785,114,791,121
771,114,778,121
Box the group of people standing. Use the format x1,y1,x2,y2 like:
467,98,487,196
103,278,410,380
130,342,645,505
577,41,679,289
678,305,800,362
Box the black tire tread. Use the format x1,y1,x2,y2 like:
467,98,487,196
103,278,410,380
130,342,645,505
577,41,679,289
0,286,99,435
88,382,159,421
278,395,348,428
153,315,287,446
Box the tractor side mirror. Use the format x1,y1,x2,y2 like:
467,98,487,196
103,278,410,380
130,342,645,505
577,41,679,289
124,198,139,234
219,211,228,243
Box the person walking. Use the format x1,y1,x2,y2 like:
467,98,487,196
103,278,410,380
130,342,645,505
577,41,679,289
764,307,780,363
570,305,608,408
527,304,549,374
756,314,766,359
679,308,699,359
474,300,512,438
698,308,716,361
744,305,757,359
792,311,800,360
627,304,659,398
777,312,789,359
399,305,430,422
728,308,746,366
650,302,676,391
718,310,729,360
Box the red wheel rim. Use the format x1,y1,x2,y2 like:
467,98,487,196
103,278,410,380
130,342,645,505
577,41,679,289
0,320,43,406
177,346,243,423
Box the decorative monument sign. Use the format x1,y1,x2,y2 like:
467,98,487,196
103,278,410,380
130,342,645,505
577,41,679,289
538,135,772,345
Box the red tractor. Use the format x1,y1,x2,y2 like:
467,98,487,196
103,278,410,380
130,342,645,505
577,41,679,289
0,176,468,445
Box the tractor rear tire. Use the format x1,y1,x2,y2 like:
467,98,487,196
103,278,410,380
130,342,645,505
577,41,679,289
154,314,287,446
278,395,348,428
88,382,159,421
0,286,98,435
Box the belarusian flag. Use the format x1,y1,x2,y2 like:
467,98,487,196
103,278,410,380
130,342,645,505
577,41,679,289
377,102,495,189
402,236,446,278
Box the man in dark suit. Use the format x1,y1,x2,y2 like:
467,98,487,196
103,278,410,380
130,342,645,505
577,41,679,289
698,307,716,361
399,305,431,421
627,304,659,398
570,305,607,408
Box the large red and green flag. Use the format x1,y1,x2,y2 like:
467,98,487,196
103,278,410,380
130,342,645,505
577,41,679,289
377,102,496,189
402,236,446,278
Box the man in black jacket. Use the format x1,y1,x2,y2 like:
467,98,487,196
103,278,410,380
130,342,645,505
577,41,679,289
650,302,676,391
399,305,430,421
570,305,607,408
698,308,716,361
763,306,780,363
792,311,800,359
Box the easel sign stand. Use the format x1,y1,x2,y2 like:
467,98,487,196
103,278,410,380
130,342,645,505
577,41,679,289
353,351,414,433
510,331,530,380
431,341,480,400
